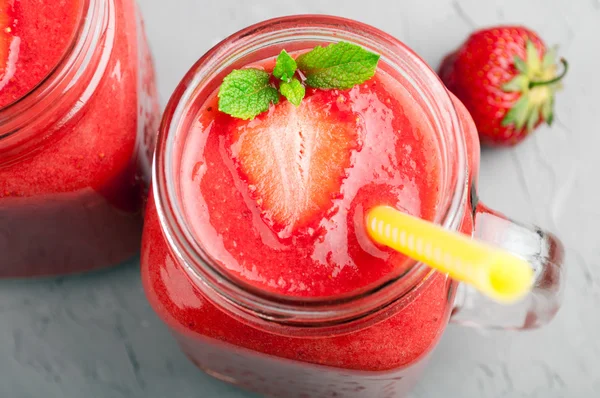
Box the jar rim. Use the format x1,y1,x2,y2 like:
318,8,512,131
154,15,468,334
0,0,114,162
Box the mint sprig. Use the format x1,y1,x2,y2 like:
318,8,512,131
218,42,380,119
273,50,297,83
218,69,279,120
297,42,380,90
280,78,305,106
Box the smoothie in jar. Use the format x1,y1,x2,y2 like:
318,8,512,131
142,15,565,398
0,0,159,276
141,17,472,398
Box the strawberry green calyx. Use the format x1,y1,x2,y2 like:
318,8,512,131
502,41,568,131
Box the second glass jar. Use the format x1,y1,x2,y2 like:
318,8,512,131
0,0,159,277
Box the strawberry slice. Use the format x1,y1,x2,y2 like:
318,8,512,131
0,1,15,87
229,90,362,237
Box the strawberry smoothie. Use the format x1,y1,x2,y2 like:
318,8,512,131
0,1,76,106
142,13,568,396
0,0,159,276
180,73,441,298
141,21,478,395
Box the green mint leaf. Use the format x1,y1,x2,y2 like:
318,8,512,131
273,50,297,82
218,69,280,120
296,42,380,90
280,78,305,106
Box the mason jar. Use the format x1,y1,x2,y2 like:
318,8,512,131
141,15,564,398
0,0,160,277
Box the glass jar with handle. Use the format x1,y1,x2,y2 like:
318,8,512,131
141,15,565,398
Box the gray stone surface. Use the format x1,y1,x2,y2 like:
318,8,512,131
1,0,599,397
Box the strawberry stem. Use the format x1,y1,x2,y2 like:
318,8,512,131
529,59,568,88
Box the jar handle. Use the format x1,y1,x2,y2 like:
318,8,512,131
444,92,565,329
451,197,566,329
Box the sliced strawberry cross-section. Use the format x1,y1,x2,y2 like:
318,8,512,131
229,90,362,237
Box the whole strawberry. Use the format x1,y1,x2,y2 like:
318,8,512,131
439,26,567,147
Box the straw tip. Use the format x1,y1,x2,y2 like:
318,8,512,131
486,256,535,303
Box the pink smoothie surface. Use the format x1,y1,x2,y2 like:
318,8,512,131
179,66,442,297
0,0,82,108
141,56,461,373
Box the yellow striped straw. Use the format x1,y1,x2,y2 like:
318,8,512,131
366,206,534,303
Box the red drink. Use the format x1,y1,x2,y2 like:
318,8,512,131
144,72,456,391
0,1,80,107
143,16,566,398
0,0,159,276
181,74,443,298
141,16,480,397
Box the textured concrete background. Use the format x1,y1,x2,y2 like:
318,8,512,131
1,0,599,397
